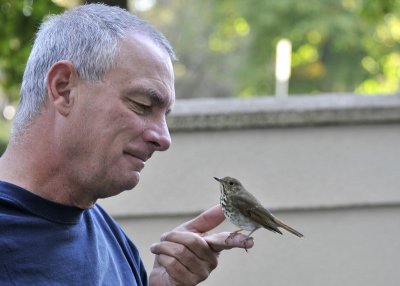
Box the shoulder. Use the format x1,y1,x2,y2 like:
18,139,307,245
88,204,141,257
90,204,137,236
88,204,148,283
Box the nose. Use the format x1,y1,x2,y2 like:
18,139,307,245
143,118,171,151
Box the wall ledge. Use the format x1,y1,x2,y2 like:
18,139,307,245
168,93,400,131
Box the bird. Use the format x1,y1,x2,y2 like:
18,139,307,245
214,176,303,247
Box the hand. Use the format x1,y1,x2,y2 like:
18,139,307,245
149,205,253,286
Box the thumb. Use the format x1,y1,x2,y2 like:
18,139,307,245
175,205,225,233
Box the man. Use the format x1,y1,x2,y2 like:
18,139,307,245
0,4,252,285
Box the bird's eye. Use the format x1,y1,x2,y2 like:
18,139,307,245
229,181,234,186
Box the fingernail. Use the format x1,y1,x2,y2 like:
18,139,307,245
245,238,254,248
160,232,168,241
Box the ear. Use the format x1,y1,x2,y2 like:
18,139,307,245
47,60,79,116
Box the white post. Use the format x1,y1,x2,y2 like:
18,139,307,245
275,39,292,98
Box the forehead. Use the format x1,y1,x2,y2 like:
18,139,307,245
132,32,171,60
106,32,175,105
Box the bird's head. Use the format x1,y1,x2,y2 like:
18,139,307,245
214,176,243,195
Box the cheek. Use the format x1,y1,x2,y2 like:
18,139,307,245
116,111,147,137
77,98,146,157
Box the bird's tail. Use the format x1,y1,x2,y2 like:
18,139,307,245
274,217,304,238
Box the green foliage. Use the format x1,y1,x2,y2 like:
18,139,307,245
135,0,400,97
234,0,400,95
1,0,399,101
0,0,63,102
0,119,10,155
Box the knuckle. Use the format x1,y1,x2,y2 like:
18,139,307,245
174,244,187,257
160,231,172,241
165,256,180,270
186,234,200,246
209,257,219,271
197,268,210,283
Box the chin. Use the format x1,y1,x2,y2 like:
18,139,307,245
122,171,141,191
100,171,141,199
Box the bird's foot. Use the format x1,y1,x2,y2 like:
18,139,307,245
225,230,242,244
241,237,254,253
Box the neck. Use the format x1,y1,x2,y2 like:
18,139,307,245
0,123,96,209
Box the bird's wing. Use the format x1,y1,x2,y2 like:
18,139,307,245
230,193,282,234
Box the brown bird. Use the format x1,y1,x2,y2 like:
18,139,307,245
214,176,303,245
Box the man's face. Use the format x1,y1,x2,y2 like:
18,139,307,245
64,33,175,201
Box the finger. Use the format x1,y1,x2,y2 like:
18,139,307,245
150,239,215,278
175,205,225,233
155,254,206,286
154,231,219,270
203,231,254,252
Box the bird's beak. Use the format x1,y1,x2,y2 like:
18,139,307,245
213,177,221,182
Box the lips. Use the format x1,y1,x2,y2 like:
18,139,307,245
124,152,145,162
123,149,152,165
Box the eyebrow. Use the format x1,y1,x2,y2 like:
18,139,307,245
130,87,174,114
147,88,165,106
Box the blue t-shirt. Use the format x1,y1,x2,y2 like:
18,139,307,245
0,181,148,285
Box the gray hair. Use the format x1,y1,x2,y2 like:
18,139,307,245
12,3,175,137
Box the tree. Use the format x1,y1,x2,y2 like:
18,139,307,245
235,0,400,96
134,0,400,97
1,0,399,102
0,0,64,103
85,0,127,9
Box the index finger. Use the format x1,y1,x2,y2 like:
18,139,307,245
175,205,225,234
204,232,254,252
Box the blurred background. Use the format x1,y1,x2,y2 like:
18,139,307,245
1,0,400,147
1,1,400,285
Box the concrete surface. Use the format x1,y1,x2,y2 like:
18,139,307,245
100,93,400,286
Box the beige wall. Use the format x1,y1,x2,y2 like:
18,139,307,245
100,94,400,285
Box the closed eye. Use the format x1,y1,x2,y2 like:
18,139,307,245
124,99,152,115
134,102,152,114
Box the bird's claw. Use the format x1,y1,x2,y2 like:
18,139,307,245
225,230,244,244
241,237,254,253
225,232,253,252
225,232,239,243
